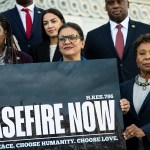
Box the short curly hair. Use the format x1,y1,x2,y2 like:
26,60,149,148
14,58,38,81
134,33,150,58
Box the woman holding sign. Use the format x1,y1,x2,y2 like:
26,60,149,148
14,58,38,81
57,22,86,61
121,33,150,150
57,22,130,115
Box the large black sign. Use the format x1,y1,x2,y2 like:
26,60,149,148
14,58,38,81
0,59,126,149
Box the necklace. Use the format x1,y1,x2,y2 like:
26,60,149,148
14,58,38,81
0,46,5,57
135,75,150,90
0,47,7,65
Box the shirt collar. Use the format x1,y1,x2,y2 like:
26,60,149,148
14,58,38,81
16,3,35,12
139,75,150,83
110,16,129,31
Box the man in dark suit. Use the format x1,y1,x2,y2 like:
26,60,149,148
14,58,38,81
84,0,150,83
2,0,44,54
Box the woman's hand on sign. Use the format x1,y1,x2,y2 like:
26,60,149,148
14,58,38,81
120,98,130,115
123,124,145,140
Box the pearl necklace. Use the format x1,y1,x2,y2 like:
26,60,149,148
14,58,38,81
135,75,150,90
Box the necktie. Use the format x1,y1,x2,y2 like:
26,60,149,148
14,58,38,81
21,8,32,39
115,24,124,60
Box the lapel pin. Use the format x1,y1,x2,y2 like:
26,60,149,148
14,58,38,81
16,57,20,60
37,11,41,14
131,25,136,28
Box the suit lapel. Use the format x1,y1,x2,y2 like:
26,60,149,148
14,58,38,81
102,22,119,57
123,19,137,58
128,79,140,119
52,45,62,62
31,6,42,38
12,7,26,37
139,91,150,115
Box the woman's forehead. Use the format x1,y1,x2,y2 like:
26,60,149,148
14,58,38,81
59,27,78,34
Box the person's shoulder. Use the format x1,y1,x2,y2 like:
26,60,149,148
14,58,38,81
34,5,44,13
16,50,30,57
16,50,33,63
120,78,135,88
130,19,150,28
81,56,87,60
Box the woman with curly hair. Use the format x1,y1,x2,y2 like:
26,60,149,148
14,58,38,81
0,14,32,64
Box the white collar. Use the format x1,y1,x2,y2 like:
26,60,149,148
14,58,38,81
110,16,129,31
139,75,150,83
16,3,35,12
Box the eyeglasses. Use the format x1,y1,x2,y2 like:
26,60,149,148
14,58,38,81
58,34,82,44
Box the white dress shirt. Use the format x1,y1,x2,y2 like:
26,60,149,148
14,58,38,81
133,76,150,114
110,16,129,46
16,3,34,31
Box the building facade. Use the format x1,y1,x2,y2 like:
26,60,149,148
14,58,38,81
0,0,150,36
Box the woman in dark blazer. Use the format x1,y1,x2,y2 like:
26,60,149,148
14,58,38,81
121,33,150,150
0,14,32,65
31,8,65,62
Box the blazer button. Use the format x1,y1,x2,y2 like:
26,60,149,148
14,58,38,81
27,44,31,48
120,64,123,67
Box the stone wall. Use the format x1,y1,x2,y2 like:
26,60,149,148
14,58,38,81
0,0,149,36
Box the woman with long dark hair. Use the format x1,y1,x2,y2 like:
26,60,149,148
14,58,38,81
31,8,65,62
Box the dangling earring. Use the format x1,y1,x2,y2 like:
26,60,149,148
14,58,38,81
4,38,6,46
4,30,7,45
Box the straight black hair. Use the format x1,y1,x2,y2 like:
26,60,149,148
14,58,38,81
41,8,66,41
58,22,84,41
